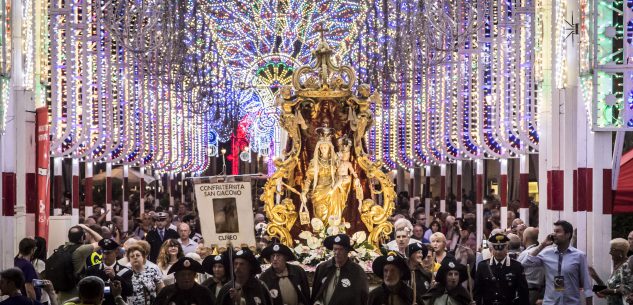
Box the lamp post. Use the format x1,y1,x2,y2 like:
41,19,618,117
220,147,227,176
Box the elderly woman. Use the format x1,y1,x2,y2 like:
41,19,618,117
430,232,452,265
590,238,633,305
387,219,420,255
421,258,471,305
156,239,184,286
127,244,164,305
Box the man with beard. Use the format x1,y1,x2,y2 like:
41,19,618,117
474,233,529,305
405,242,433,298
217,248,273,305
421,257,472,305
259,244,310,305
154,257,213,305
368,252,423,305
311,234,368,305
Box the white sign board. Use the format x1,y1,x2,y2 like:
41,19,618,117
194,182,255,247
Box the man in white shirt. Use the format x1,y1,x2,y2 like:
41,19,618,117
517,227,544,305
177,223,198,255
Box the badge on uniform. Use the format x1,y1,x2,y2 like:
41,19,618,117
341,278,350,287
269,289,279,298
554,276,565,291
254,297,261,305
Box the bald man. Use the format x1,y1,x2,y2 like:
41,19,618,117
517,227,544,305
177,223,198,255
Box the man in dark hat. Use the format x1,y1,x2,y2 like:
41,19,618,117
201,253,230,304
217,248,273,305
473,233,529,305
146,212,179,262
154,257,214,305
83,239,133,305
368,252,422,305
421,257,472,305
311,234,368,305
259,244,310,305
406,242,433,297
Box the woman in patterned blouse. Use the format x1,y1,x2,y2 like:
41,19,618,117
126,244,165,305
591,238,633,305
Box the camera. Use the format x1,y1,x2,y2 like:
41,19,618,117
32,279,46,288
547,234,555,242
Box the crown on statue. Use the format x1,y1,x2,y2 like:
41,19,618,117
339,136,352,153
315,124,334,142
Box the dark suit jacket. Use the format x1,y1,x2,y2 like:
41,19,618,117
473,258,529,305
154,283,214,305
259,263,311,305
145,228,179,262
311,259,368,305
83,262,133,305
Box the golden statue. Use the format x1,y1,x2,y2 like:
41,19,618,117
260,30,395,248
301,126,338,222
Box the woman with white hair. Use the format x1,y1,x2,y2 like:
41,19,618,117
387,218,420,255
590,238,633,305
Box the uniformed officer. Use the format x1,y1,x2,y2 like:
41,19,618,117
473,233,529,305
154,257,214,305
145,212,179,262
259,243,310,305
217,248,274,305
368,252,423,305
311,234,368,305
201,252,230,304
82,239,134,305
406,242,433,298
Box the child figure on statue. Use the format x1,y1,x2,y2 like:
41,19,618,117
330,137,363,216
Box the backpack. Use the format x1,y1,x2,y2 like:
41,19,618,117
44,244,81,291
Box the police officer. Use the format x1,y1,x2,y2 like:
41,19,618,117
145,212,179,262
82,239,134,305
405,242,433,298
217,248,273,305
368,252,423,305
311,234,368,305
259,243,310,305
154,257,214,305
473,233,529,305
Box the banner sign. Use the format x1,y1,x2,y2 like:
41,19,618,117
194,182,255,247
36,107,51,240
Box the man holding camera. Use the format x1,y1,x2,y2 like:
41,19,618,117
520,220,593,305
63,277,127,305
83,239,133,305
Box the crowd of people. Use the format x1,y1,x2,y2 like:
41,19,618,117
1,190,632,305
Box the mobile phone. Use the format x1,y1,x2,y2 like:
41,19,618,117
32,279,46,288
548,234,555,241
104,286,111,294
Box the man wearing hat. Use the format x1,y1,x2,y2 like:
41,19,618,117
311,234,368,305
154,257,214,305
83,239,134,305
368,252,423,305
146,212,179,262
201,253,230,304
473,233,529,305
217,248,273,305
421,257,472,305
259,243,310,305
406,242,433,297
